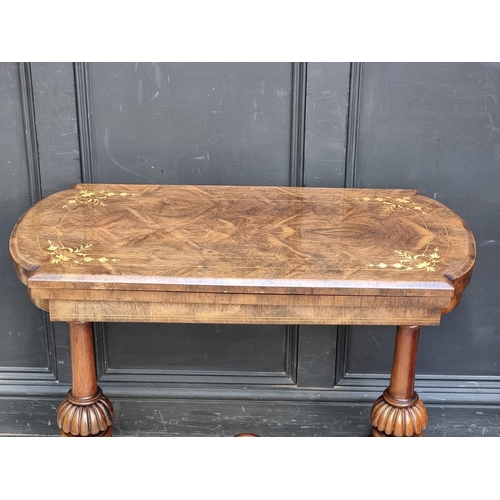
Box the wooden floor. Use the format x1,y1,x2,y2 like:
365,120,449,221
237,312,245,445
1,397,500,437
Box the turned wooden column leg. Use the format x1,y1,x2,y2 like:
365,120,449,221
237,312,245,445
371,325,428,437
57,322,114,437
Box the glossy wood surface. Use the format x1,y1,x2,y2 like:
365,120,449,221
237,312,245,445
10,184,475,325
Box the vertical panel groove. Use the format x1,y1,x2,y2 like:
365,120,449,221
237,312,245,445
18,62,42,203
344,62,363,189
286,325,299,384
289,63,307,383
17,62,57,381
336,62,363,385
74,62,94,183
290,62,308,188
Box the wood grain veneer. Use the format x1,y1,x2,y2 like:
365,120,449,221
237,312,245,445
10,184,475,325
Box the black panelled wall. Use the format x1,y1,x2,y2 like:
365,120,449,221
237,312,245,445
1,62,499,436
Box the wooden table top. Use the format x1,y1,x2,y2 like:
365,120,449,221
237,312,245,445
10,184,476,324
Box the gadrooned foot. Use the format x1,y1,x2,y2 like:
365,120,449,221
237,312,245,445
370,390,428,437
57,388,114,437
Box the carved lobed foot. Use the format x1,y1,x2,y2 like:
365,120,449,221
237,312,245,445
371,390,428,437
57,388,114,437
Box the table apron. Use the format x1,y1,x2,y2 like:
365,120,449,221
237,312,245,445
43,293,451,325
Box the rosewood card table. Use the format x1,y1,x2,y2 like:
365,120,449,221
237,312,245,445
9,184,476,437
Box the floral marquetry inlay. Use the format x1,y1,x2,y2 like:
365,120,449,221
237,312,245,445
359,195,428,215
368,247,442,273
37,189,137,265
358,194,449,273
62,189,136,208
45,240,120,265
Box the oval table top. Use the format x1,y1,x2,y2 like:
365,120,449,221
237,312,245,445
10,184,476,324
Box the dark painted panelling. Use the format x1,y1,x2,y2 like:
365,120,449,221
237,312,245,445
87,62,294,186
0,63,52,375
344,325,396,376
103,323,295,384
296,325,336,388
30,62,81,197
303,62,350,187
346,62,500,380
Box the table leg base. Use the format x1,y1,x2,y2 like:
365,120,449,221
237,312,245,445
370,391,428,437
61,427,113,437
57,388,114,437
372,428,423,437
